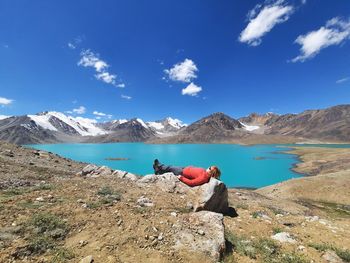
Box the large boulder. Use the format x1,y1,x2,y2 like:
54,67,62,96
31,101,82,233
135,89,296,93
80,164,113,177
137,173,230,214
173,211,226,262
137,173,187,193
193,178,229,214
112,170,138,181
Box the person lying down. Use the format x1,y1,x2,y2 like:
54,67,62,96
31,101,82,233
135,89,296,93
152,159,221,187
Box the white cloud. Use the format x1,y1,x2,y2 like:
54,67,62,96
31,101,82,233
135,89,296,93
0,115,11,120
292,17,350,62
181,83,202,96
78,49,125,88
336,77,349,84
96,72,116,84
239,0,294,46
116,83,125,88
93,111,112,119
72,106,86,114
68,42,76,49
121,94,132,100
0,97,13,105
164,59,198,83
93,111,106,116
67,36,83,50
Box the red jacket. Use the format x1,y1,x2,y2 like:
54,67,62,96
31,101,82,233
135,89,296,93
179,166,210,187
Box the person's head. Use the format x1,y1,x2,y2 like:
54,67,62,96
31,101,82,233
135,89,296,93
206,165,221,179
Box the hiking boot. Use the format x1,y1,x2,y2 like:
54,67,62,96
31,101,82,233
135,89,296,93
153,159,160,174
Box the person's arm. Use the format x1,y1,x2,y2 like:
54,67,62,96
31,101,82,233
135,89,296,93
179,171,209,187
181,167,204,179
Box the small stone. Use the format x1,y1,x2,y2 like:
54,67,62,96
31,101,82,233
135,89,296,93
158,233,164,241
77,199,84,203
36,197,44,202
197,229,205,235
79,240,88,247
170,212,177,217
82,204,88,209
79,255,94,263
297,245,306,252
117,219,123,226
151,239,158,246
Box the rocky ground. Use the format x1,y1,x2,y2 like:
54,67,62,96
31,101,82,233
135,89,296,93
0,141,349,263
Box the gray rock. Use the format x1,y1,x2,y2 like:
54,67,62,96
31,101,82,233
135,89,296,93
271,232,297,244
81,164,113,177
112,170,138,181
79,255,94,263
94,166,113,177
137,174,230,214
322,250,344,263
137,196,154,207
82,164,98,176
193,178,229,214
137,173,182,193
173,211,225,261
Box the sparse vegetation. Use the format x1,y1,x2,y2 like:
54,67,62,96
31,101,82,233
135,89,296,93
18,200,43,209
236,203,249,210
309,243,350,262
33,183,54,191
50,247,75,263
272,227,284,234
225,231,309,263
30,213,68,238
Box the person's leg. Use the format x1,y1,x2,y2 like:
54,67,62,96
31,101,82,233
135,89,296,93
153,159,184,175
157,164,183,175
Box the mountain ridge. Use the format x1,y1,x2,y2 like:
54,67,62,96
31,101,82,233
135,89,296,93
0,104,349,144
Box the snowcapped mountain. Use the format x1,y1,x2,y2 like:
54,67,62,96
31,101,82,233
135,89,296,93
0,112,186,144
27,111,107,136
101,117,187,136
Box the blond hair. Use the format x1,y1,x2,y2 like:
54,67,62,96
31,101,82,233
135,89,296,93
209,166,221,179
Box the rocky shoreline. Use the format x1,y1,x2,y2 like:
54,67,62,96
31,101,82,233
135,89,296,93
0,141,349,262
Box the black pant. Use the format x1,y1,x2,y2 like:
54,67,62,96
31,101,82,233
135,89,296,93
157,164,184,175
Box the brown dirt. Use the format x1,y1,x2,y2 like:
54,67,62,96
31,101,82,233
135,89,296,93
1,141,350,262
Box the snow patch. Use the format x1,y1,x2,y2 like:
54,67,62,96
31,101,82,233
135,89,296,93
73,116,108,136
112,119,128,125
147,121,165,130
136,118,149,129
166,117,187,128
240,122,260,131
28,114,58,131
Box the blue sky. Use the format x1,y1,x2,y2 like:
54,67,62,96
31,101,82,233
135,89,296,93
0,0,349,123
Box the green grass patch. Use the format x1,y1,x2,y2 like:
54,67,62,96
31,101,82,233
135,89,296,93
32,184,54,191
236,203,249,210
300,199,350,218
272,227,284,235
2,188,28,196
30,213,68,239
50,247,75,263
27,236,56,255
309,243,350,262
18,200,43,209
224,231,309,263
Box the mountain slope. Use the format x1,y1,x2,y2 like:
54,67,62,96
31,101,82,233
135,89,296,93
265,105,350,141
151,112,246,143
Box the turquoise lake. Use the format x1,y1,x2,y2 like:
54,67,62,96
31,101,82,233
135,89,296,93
27,143,309,188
